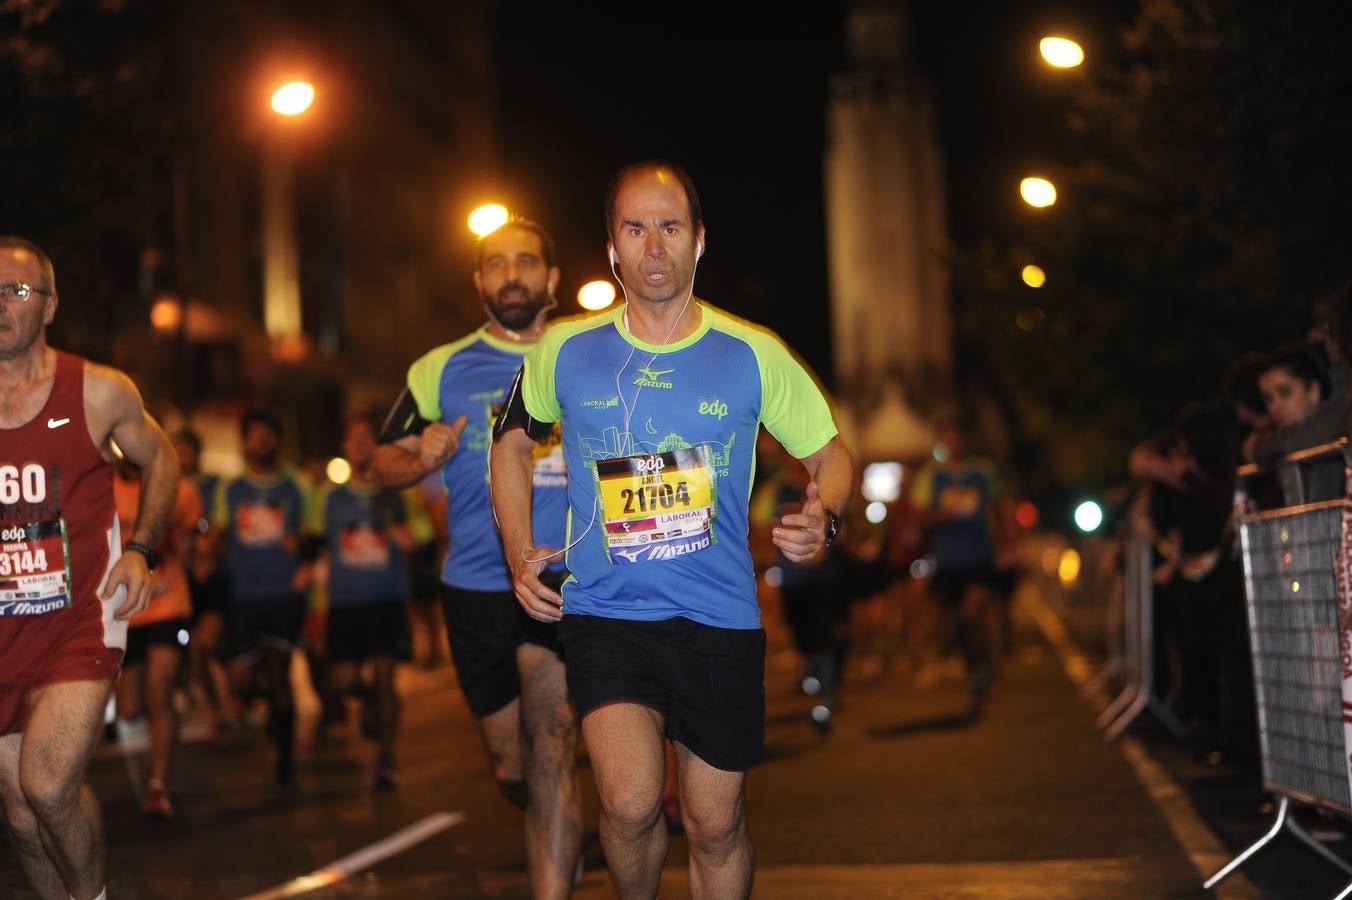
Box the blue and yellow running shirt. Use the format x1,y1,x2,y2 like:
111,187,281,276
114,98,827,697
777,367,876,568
309,481,433,607
408,326,567,591
520,302,838,630
214,467,312,603
909,458,1002,572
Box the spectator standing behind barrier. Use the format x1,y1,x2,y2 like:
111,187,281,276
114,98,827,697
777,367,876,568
1151,406,1256,763
1247,344,1342,499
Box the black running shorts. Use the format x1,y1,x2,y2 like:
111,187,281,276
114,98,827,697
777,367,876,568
124,618,190,667
559,614,767,772
327,601,411,664
440,584,562,718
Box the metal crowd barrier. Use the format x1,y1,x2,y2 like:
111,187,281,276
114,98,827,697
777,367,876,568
1085,519,1185,742
1205,440,1352,894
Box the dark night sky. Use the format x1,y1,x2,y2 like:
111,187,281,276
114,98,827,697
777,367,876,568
491,1,1135,386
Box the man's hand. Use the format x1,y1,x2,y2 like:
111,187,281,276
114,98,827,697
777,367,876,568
509,546,564,623
773,481,830,564
105,551,152,620
418,416,468,471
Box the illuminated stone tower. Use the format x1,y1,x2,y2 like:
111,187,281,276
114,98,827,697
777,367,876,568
825,1,951,461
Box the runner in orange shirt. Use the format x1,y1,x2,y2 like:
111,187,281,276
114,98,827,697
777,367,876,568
112,460,201,818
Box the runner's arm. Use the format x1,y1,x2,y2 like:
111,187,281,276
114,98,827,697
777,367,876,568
86,364,180,617
774,436,853,564
491,366,563,622
371,387,467,488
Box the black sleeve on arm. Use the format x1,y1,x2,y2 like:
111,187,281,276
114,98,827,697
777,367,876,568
493,365,554,444
378,387,430,444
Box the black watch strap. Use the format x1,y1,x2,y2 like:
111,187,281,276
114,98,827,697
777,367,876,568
125,541,158,570
824,509,842,548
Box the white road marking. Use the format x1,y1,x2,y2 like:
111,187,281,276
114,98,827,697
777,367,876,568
1018,586,1261,897
237,812,466,900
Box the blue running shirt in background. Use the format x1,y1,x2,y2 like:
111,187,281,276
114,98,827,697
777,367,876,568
407,326,567,591
310,482,433,607
521,302,838,630
909,458,1002,571
214,467,311,602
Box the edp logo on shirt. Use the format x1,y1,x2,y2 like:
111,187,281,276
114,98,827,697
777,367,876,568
698,400,728,420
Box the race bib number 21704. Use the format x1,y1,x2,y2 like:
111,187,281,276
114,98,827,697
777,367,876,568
596,448,717,565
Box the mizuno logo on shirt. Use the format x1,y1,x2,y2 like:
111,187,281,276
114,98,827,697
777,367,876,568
46,418,70,429
634,366,674,389
646,535,711,560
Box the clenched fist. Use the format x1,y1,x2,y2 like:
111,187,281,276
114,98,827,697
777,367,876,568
418,415,468,471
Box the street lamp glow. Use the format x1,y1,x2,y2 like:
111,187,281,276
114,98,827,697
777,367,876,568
1058,548,1082,585
150,295,183,332
468,204,510,238
326,457,352,485
270,81,315,116
1040,37,1084,69
1074,500,1103,533
1020,177,1057,208
578,280,617,311
1021,265,1046,288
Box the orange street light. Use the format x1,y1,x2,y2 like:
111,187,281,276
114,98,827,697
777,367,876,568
1020,176,1057,208
150,295,183,332
270,81,315,116
1040,37,1084,69
468,204,510,238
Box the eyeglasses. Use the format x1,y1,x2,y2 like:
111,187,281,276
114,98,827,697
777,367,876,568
0,282,52,302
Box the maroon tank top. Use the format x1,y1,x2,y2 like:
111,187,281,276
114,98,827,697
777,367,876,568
0,350,123,684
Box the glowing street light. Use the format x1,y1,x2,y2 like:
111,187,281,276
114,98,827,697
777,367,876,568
326,457,352,485
150,295,183,333
1074,500,1104,533
578,280,617,311
468,204,510,238
1021,265,1046,288
1020,176,1057,208
262,80,315,343
1058,548,1082,584
270,81,315,117
1040,37,1084,69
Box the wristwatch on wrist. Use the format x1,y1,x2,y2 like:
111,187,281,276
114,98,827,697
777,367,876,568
124,541,159,570
823,509,842,548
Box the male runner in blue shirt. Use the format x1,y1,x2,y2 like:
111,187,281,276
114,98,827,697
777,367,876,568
492,162,853,899
372,220,579,897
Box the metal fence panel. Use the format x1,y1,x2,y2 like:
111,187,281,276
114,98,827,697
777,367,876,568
1240,505,1351,814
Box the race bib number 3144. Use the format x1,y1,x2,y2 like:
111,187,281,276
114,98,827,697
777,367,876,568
0,519,73,616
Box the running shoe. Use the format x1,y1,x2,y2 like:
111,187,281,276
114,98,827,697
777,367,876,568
142,780,174,819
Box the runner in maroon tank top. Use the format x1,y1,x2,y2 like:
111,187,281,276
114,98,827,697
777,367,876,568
0,236,180,900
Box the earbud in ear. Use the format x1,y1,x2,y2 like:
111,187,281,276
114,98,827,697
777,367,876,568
609,247,618,267
695,241,704,261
